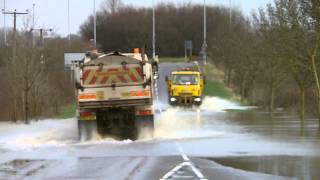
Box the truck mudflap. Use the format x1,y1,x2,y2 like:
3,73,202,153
77,110,98,141
135,115,154,139
78,120,98,141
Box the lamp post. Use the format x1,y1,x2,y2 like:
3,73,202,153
229,0,232,27
152,0,156,59
3,0,6,45
68,0,71,41
32,3,35,28
93,0,97,48
201,0,207,65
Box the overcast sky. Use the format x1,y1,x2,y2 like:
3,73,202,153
1,0,273,37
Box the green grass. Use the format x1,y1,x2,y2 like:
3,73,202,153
159,57,185,63
205,80,232,100
55,104,76,119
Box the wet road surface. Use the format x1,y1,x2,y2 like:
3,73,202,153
0,63,319,180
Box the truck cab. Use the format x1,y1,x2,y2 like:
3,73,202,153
166,68,205,106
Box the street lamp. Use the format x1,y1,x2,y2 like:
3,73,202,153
32,3,35,28
229,0,232,27
152,0,156,59
68,0,71,41
93,0,97,48
3,0,6,45
201,0,207,65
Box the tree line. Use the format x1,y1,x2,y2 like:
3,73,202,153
80,0,236,57
211,0,320,126
0,0,319,127
81,0,320,126
0,27,87,122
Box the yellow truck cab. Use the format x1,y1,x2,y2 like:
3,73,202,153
166,68,205,106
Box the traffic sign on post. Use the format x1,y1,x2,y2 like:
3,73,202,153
64,53,86,70
185,40,192,62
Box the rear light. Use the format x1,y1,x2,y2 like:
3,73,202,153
137,110,152,116
130,91,150,97
80,111,94,116
79,111,96,120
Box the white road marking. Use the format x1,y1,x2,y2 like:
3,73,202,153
157,68,207,179
160,143,207,180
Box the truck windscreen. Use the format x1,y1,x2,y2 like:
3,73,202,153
173,75,199,85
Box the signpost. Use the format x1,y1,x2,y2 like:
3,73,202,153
185,40,192,62
64,53,86,84
64,53,85,69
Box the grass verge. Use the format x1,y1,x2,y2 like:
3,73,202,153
205,80,232,99
55,104,76,119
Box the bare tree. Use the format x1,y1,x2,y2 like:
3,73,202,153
103,0,123,14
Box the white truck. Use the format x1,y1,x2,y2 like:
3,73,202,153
74,49,156,140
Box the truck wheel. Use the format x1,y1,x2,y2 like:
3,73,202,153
78,120,97,141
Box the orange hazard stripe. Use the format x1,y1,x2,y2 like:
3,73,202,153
100,76,109,84
130,91,150,97
117,75,127,83
135,67,143,78
89,76,97,84
79,94,97,100
83,66,144,85
129,73,138,82
82,70,91,82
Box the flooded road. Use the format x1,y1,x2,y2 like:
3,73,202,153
0,63,319,179
201,110,320,180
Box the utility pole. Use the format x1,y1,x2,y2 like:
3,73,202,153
2,9,28,123
32,3,35,28
3,0,6,45
152,0,156,59
2,9,29,34
32,3,36,46
93,0,97,48
31,28,53,47
201,0,207,65
2,9,29,57
229,0,232,28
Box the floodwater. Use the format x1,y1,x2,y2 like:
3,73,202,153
1,63,319,179
0,97,319,179
202,110,320,180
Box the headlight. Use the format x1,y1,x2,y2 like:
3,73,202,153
194,98,201,102
170,97,177,102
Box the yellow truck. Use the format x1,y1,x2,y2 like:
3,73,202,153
166,67,205,106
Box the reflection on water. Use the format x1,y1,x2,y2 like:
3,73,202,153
211,156,320,180
204,110,320,180
207,111,320,140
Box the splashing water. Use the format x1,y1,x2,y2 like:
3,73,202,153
0,96,251,149
0,119,78,150
200,96,251,112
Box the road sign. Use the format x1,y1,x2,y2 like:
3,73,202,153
185,40,192,50
64,53,85,69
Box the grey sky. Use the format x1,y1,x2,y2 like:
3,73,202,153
1,0,273,37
